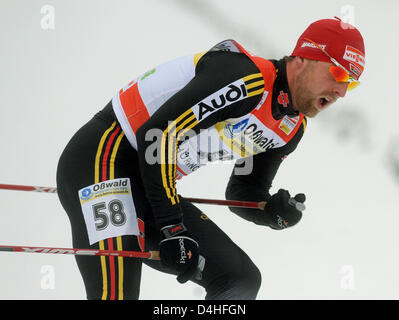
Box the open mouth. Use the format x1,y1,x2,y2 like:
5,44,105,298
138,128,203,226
317,96,335,110
321,97,329,105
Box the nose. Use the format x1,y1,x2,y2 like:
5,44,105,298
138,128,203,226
334,82,348,98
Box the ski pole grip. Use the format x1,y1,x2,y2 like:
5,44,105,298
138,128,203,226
288,198,306,211
258,198,306,211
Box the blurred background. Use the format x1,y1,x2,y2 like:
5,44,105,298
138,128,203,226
0,0,398,299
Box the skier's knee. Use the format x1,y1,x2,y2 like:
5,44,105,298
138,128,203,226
206,265,262,300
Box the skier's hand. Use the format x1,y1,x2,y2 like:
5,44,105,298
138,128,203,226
159,223,200,283
263,189,306,230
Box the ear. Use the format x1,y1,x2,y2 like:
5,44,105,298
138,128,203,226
293,56,313,74
286,56,307,85
294,56,306,68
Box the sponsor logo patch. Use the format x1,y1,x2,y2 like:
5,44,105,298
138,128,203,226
277,90,290,108
349,63,362,78
79,178,130,204
223,118,249,138
343,45,365,72
279,115,299,135
191,79,248,122
191,74,264,122
301,41,326,50
243,123,279,150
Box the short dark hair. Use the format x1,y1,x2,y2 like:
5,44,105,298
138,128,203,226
283,55,295,62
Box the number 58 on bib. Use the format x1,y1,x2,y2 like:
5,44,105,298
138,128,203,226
78,178,139,245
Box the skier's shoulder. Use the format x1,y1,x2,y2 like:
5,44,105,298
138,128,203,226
196,49,261,78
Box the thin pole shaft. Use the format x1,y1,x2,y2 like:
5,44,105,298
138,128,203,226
186,197,305,212
0,244,160,260
0,183,266,209
0,183,305,211
185,197,264,209
0,184,57,193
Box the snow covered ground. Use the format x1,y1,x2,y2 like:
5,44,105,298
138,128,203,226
0,0,398,299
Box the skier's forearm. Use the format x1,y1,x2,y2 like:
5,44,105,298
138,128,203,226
225,177,271,225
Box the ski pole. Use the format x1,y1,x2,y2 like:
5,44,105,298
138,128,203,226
0,184,57,193
185,197,263,209
0,183,305,211
0,244,160,260
185,197,305,211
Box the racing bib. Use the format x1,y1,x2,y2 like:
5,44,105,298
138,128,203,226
78,178,139,245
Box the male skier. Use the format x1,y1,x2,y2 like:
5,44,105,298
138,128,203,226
56,17,365,299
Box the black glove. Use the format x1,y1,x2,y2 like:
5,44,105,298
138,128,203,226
159,222,200,283
263,189,306,230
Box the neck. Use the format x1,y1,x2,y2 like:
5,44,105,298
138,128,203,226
285,59,296,94
285,59,298,112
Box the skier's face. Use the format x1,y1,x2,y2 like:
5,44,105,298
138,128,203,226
291,60,348,118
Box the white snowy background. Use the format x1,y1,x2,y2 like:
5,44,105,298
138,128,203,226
0,0,398,299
